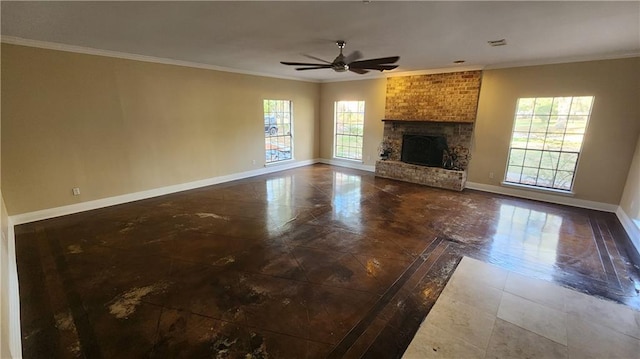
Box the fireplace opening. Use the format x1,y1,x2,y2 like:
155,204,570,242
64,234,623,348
401,135,448,167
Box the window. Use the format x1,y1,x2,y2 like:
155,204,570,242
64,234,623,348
505,96,594,191
264,99,292,163
334,101,365,160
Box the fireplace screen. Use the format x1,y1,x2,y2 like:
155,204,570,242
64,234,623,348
401,135,448,167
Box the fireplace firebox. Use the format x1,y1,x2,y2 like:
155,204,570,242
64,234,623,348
401,135,447,167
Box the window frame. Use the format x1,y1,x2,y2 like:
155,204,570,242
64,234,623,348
333,100,365,161
503,96,594,193
263,99,294,165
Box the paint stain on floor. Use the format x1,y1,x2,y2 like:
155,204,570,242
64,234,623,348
66,245,83,254
196,213,231,221
108,281,169,319
214,255,235,266
54,311,82,357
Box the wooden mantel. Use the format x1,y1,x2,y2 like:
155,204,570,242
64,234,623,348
381,119,475,124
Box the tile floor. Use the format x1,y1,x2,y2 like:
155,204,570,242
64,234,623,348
404,256,640,358
13,164,640,358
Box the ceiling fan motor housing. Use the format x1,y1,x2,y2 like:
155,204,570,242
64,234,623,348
332,52,348,72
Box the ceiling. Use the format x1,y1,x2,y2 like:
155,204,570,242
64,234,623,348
1,1,638,82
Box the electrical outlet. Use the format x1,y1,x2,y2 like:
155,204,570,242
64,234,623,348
72,187,81,196
252,159,256,165
489,172,494,179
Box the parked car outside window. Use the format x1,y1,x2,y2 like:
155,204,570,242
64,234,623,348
264,116,278,136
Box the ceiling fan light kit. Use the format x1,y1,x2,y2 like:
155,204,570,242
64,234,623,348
280,41,400,75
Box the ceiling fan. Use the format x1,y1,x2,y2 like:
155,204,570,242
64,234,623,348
280,41,400,75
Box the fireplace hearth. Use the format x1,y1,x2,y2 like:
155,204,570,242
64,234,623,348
375,120,472,191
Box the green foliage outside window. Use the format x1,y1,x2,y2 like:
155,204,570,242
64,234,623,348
505,96,593,191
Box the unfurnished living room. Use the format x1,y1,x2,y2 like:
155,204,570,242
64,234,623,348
1,1,639,358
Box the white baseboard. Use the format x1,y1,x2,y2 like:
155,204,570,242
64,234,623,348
10,159,319,225
317,158,376,172
465,182,640,260
616,206,640,259
464,181,618,212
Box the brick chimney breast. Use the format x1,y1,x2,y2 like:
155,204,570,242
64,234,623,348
384,70,482,123
376,70,482,191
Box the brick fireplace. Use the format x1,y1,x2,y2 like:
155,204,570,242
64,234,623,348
374,70,481,191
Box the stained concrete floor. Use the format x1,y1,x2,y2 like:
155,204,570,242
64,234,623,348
14,164,640,358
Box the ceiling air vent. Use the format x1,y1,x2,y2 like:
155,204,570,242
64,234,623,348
488,39,507,47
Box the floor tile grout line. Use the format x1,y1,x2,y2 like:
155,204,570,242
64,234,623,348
413,260,576,358
47,235,103,359
498,274,571,347
360,241,458,358
595,216,624,282
326,237,445,359
597,215,632,289
100,238,389,296
600,215,624,258
22,227,63,355
288,247,313,283
162,258,388,297
502,265,640,338
140,301,338,347
589,213,623,290
149,305,165,356
604,213,640,271
349,252,393,290
419,289,493,355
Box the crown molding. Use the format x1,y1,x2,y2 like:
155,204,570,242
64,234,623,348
322,51,640,83
1,36,320,83
320,64,486,83
483,51,640,71
3,36,637,85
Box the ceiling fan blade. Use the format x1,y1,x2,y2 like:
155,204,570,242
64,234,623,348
349,68,369,75
295,65,333,71
349,56,400,68
303,54,332,64
365,64,399,71
281,43,399,75
281,61,328,66
344,50,363,64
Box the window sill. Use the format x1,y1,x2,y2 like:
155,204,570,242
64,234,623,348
265,159,295,167
501,181,575,197
332,157,364,164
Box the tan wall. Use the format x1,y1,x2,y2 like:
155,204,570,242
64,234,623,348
468,58,640,205
621,133,640,222
1,44,320,215
319,79,387,166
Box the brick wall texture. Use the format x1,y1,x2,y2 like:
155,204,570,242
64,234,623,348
376,121,471,191
375,160,467,191
382,121,473,170
385,70,482,122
